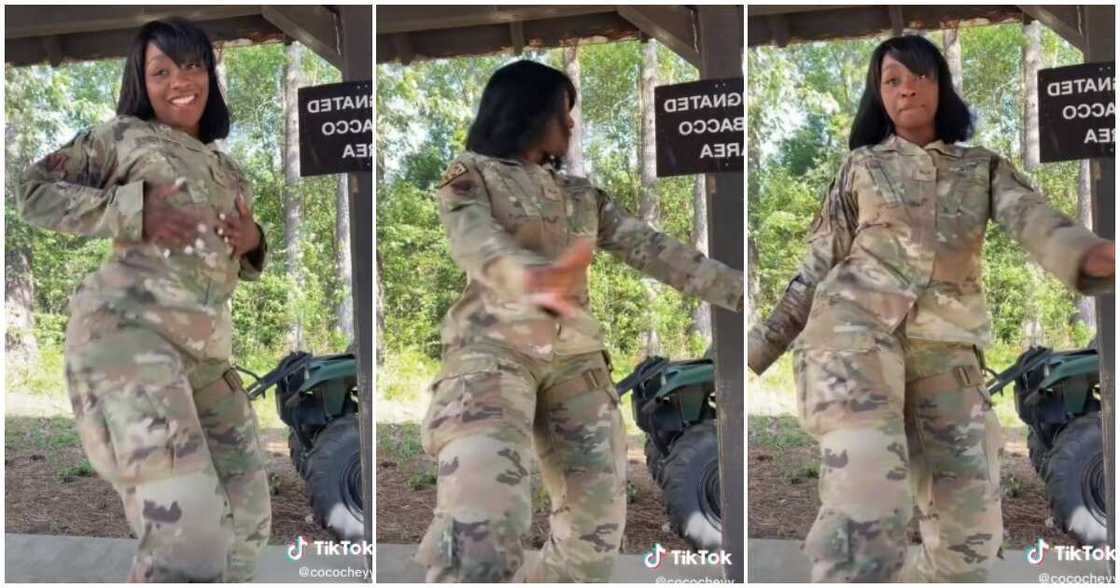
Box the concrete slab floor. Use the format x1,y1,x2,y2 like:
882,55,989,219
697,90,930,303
748,538,1113,583
5,534,371,583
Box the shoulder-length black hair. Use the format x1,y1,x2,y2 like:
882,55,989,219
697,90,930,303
466,59,576,160
849,35,973,150
117,19,230,143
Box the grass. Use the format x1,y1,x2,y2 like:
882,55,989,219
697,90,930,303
59,458,95,481
748,414,813,449
377,422,425,462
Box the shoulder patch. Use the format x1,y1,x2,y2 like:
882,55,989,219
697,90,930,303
439,162,468,188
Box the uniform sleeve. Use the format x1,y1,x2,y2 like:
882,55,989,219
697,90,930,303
437,159,551,300
18,124,145,242
748,156,859,375
595,190,743,313
989,155,1112,296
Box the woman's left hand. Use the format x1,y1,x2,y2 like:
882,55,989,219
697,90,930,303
1082,241,1115,279
217,192,261,258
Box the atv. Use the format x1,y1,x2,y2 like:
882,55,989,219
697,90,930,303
240,351,364,541
617,355,721,551
987,343,1106,546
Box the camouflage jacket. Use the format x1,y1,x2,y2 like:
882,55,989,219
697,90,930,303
19,115,266,361
437,151,743,360
749,134,1111,374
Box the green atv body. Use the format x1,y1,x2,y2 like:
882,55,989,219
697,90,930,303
617,355,721,551
987,344,1105,546
242,351,363,541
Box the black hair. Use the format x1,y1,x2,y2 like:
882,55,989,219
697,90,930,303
466,60,576,162
117,19,230,143
849,35,973,150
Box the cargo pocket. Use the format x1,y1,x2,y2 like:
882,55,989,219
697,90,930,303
420,356,503,457
792,330,878,436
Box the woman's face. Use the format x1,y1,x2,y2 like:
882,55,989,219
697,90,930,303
879,53,938,137
144,42,209,139
538,93,575,159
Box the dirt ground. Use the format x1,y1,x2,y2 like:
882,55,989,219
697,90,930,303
375,423,691,554
748,414,1079,550
5,415,331,545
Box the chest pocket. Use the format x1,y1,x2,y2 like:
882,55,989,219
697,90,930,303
130,137,212,206
480,163,544,245
864,157,906,208
941,157,990,231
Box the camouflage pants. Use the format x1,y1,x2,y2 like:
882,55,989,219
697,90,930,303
793,330,1003,582
416,344,627,582
64,317,271,582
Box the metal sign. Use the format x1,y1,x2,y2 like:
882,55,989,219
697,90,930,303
654,77,744,177
298,81,373,176
1038,62,1115,163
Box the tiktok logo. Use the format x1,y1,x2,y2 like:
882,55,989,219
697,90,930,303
288,535,308,561
644,543,668,569
1026,538,1049,565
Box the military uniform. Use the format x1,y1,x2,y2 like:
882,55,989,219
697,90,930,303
749,134,1112,581
19,115,271,582
417,151,743,582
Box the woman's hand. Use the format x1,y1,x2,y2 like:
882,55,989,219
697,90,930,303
217,192,261,258
525,239,595,318
1082,241,1115,279
143,179,206,249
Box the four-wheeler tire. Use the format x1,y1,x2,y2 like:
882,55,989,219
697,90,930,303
645,437,665,484
658,420,721,551
289,430,309,478
1042,413,1107,546
1027,429,1046,474
305,415,365,541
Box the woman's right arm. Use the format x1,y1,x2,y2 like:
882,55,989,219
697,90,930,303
19,122,144,241
436,158,550,300
748,156,859,375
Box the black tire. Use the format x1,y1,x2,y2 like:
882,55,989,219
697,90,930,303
288,430,309,478
305,415,365,542
644,437,665,484
1042,413,1107,546
1027,429,1046,474
659,420,721,551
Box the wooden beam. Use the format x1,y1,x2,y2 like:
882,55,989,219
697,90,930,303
261,6,342,69
392,33,414,66
617,6,700,69
5,14,285,67
767,14,790,48
5,5,262,39
509,20,525,56
747,5,1023,47
1083,5,1115,574
338,2,374,572
747,5,860,18
376,5,617,35
1018,5,1085,51
376,11,639,64
698,4,744,583
889,6,905,36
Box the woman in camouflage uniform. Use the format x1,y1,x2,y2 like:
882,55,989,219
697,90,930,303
415,60,743,582
749,35,1114,582
18,20,270,582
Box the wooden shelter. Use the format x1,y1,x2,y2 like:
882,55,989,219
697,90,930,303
5,4,375,571
749,4,1116,576
378,5,745,581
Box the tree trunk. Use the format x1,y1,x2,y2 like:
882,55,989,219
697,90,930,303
283,42,305,350
5,122,38,366
747,234,760,326
563,45,586,177
942,28,963,95
1078,159,1097,330
638,40,661,358
335,174,355,342
214,44,229,151
375,248,386,363
691,175,712,343
1023,20,1042,171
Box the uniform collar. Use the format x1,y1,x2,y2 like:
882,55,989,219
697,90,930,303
880,134,961,158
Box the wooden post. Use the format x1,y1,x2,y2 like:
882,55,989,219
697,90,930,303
339,4,374,571
698,5,744,583
1083,5,1115,573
